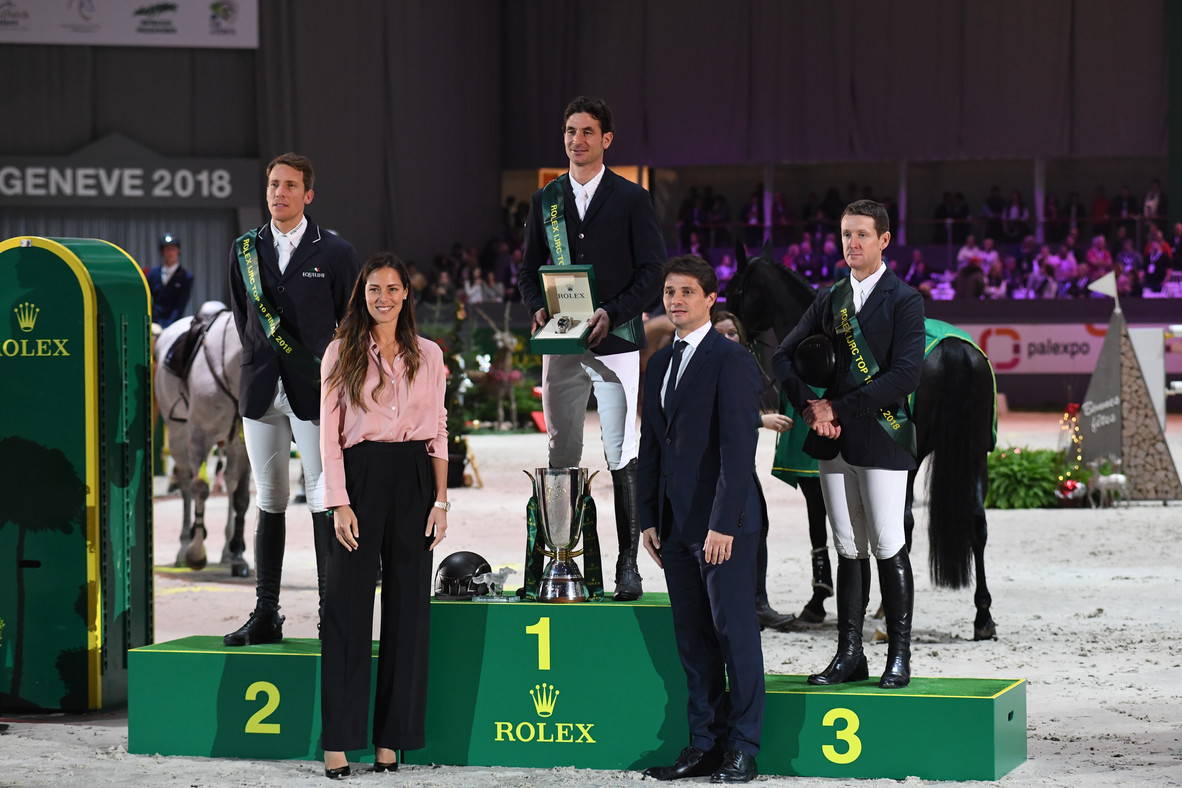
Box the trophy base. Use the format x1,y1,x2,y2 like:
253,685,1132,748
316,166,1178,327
538,560,587,603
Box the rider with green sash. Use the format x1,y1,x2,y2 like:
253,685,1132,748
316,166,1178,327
772,199,925,690
518,97,666,601
225,153,361,646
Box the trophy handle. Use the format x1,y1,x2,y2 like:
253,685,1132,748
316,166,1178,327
584,470,599,494
523,469,540,500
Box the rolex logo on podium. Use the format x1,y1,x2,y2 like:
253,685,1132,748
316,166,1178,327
14,302,39,333
524,467,596,602
530,683,559,718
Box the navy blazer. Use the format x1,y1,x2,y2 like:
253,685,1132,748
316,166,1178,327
228,218,360,422
147,264,193,327
519,168,666,355
638,328,762,542
772,268,925,471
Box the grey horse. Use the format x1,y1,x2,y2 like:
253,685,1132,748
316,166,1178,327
154,302,251,576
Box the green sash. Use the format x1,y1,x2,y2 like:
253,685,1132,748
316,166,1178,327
234,229,321,383
540,175,642,346
830,277,916,457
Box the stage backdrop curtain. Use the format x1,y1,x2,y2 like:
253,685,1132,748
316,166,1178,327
255,0,503,266
501,0,1165,167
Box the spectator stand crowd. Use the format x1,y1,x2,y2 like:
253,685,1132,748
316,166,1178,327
675,178,1181,301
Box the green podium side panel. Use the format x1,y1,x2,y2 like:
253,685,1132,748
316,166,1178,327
408,596,688,769
761,675,1027,781
0,236,152,712
128,598,1026,780
129,637,375,763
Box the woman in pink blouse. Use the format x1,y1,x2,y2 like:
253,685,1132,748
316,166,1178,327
318,253,449,779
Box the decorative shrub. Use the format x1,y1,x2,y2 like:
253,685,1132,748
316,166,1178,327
985,446,1083,509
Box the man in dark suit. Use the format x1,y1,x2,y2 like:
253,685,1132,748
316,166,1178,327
519,96,665,601
147,233,193,327
772,199,924,689
225,152,361,645
638,256,763,783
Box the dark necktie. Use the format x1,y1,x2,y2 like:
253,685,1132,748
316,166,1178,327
664,340,687,411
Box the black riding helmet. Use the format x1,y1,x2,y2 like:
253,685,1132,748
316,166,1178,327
159,233,181,250
433,551,492,600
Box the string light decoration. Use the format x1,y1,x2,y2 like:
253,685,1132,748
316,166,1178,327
1055,402,1087,502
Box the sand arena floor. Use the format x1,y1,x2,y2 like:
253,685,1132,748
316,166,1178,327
1,412,1180,787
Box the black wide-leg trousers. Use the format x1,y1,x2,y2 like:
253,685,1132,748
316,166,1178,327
320,440,434,752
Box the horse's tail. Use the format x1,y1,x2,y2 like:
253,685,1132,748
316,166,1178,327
925,339,994,589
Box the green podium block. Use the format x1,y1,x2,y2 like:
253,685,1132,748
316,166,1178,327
761,675,1026,781
128,637,375,763
128,596,1026,780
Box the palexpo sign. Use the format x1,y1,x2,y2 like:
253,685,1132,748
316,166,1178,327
968,322,1182,375
0,134,258,208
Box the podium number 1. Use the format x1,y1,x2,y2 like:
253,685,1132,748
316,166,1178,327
525,616,551,670
244,681,281,734
821,707,862,764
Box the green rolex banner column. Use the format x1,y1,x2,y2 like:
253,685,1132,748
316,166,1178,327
0,236,153,712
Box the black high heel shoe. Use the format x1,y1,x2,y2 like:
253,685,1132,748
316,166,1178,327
373,752,400,772
323,763,351,780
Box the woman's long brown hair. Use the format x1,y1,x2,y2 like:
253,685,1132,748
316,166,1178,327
324,253,421,411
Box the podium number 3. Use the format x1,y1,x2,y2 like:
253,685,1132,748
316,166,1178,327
245,681,281,734
525,616,551,671
821,707,862,764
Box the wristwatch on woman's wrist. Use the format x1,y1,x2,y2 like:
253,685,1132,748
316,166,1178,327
433,500,451,512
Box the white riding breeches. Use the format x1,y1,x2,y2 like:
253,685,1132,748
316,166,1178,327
542,350,639,471
242,380,325,513
818,452,908,560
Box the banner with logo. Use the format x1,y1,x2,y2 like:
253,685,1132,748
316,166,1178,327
0,1,258,49
967,322,1182,375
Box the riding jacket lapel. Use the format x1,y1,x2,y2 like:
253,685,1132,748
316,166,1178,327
856,268,897,328
280,220,323,283
580,169,616,229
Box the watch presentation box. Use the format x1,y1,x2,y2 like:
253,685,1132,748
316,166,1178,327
529,264,599,355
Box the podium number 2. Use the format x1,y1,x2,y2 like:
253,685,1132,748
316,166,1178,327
244,681,281,734
525,616,551,670
821,707,862,764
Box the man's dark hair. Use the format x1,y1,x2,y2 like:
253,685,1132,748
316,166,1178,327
663,255,718,296
266,152,315,191
563,96,614,135
842,199,890,237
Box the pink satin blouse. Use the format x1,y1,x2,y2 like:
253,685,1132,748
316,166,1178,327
320,335,448,508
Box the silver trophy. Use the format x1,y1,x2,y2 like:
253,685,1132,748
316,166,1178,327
524,467,597,602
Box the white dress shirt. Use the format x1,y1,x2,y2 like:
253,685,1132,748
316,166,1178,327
159,262,179,285
569,165,606,220
661,319,713,406
272,216,308,274
850,263,887,313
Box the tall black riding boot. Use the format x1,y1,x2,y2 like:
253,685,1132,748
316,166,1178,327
798,547,836,623
611,459,643,601
808,556,869,685
311,510,334,638
223,509,286,646
877,548,914,688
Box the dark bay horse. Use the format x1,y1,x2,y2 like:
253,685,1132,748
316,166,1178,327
729,255,997,640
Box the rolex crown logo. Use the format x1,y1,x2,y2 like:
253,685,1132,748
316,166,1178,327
14,302,39,333
530,682,559,718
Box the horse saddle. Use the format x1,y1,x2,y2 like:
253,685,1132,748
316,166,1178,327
164,310,226,379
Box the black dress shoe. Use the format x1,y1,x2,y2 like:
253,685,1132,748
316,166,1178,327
323,764,351,779
756,602,798,631
223,608,284,646
710,750,757,783
642,746,721,780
